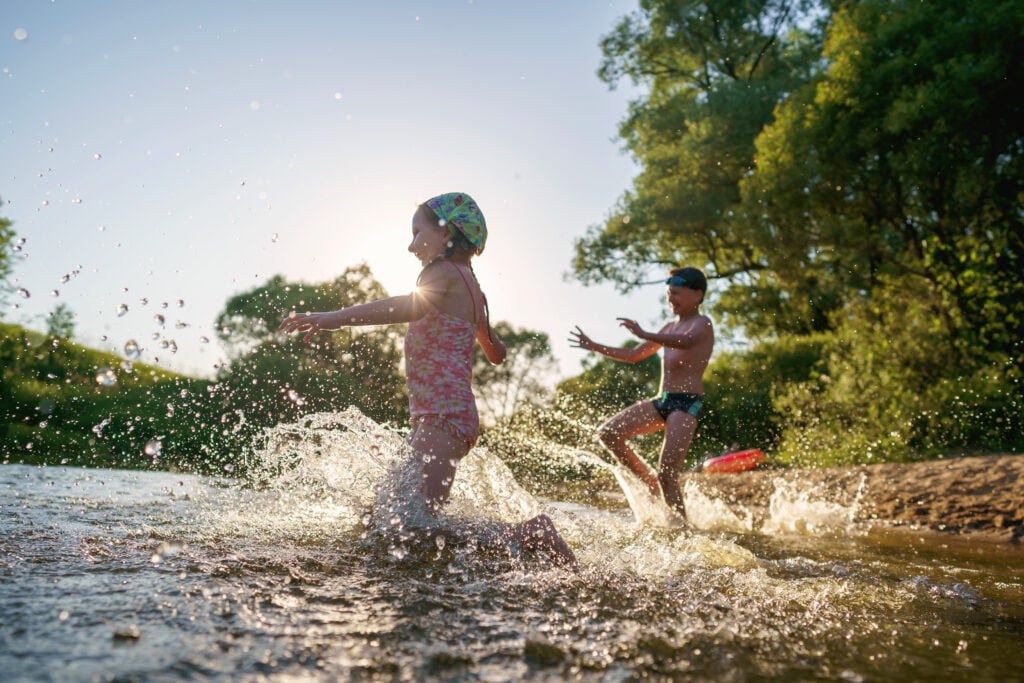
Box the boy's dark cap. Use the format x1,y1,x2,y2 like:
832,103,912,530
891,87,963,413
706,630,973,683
670,266,707,291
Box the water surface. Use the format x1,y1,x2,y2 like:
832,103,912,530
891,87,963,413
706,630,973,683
3,410,1022,682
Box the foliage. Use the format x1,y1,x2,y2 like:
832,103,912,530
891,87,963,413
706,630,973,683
45,303,76,340
772,279,1024,466
0,320,211,470
208,266,408,460
700,334,828,457
472,322,558,425
0,199,16,309
573,0,1024,465
577,0,825,295
744,0,1024,365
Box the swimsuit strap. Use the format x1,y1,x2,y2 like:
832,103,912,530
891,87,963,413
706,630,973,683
446,261,480,326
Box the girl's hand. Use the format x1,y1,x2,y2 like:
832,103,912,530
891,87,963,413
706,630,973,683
568,326,594,351
279,311,332,343
617,317,645,338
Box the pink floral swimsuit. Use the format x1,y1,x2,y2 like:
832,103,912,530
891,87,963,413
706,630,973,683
405,262,481,447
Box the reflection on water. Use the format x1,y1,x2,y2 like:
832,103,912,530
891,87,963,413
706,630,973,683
2,408,1023,682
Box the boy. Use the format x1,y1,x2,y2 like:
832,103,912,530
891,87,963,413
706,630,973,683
569,266,713,519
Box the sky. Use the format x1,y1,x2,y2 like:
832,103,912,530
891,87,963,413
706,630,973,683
1,0,680,383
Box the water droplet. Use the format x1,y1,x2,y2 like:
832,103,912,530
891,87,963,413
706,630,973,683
154,314,165,326
124,339,141,360
14,28,28,41
94,153,102,160
176,299,184,307
94,367,117,387
61,273,71,283
16,288,29,298
50,289,59,297
271,233,279,243
199,336,210,344
139,297,148,305
144,439,162,457
334,92,342,100
116,303,128,317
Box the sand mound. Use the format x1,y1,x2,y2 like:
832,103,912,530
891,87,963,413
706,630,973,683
682,454,1024,543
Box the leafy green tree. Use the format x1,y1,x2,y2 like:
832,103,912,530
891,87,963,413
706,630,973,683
472,322,558,425
576,0,824,300
210,264,407,446
744,0,1024,371
46,303,76,340
0,200,18,313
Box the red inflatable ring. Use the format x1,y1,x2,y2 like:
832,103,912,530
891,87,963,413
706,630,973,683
702,448,765,474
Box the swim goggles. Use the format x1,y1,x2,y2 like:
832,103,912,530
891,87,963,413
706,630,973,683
665,275,696,288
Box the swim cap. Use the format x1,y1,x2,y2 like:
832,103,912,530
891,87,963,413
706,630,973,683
424,192,487,254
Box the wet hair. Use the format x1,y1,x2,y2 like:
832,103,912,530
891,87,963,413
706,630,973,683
669,266,707,303
418,207,496,342
443,229,476,258
669,266,707,291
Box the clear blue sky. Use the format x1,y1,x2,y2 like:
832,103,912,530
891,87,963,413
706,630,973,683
2,1,681,382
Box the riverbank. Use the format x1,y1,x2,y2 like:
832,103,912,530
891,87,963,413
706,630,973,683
681,453,1024,544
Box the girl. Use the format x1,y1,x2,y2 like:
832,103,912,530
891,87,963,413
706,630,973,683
279,192,576,566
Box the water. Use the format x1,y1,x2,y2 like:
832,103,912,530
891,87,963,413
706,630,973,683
2,408,1023,682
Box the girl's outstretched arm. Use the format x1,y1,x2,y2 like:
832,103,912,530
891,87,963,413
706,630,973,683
279,295,416,342
569,325,660,364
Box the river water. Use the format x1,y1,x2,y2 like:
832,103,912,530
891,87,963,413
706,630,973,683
2,409,1023,682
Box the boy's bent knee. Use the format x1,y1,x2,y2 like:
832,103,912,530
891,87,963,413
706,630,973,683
597,423,622,447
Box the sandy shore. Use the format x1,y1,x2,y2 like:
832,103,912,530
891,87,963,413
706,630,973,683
680,453,1024,544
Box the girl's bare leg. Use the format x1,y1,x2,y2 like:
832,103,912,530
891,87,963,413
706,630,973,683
509,514,577,567
598,401,666,496
407,421,471,514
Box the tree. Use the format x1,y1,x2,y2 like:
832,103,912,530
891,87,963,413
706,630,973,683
472,322,559,425
210,265,408,439
0,199,17,313
743,0,1024,373
576,0,825,303
46,303,76,340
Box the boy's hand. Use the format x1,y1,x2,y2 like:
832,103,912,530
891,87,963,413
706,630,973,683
569,326,594,350
617,318,645,338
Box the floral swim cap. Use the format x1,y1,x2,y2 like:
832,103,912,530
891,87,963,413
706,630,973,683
424,192,487,254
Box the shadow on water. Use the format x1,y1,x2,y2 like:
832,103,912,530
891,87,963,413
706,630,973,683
2,407,1023,682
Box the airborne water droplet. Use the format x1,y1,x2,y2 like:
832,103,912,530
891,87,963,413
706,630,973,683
16,288,29,298
124,339,141,360
144,439,162,457
94,368,117,387
154,314,165,326
116,303,128,317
